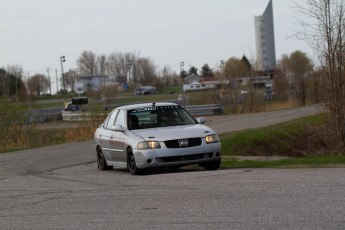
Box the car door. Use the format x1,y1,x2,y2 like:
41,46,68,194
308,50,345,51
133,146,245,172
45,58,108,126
109,109,126,163
100,110,119,161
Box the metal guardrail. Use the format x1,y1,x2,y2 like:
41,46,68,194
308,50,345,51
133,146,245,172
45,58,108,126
28,108,62,123
61,111,92,121
185,104,224,116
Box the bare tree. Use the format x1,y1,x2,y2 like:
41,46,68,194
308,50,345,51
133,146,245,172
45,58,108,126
108,52,124,77
136,57,157,85
102,84,117,104
274,55,291,100
294,0,345,146
97,54,108,76
27,74,49,96
310,67,323,103
77,50,98,76
288,51,314,106
0,68,11,99
6,64,24,100
0,68,6,97
64,70,78,92
160,65,177,87
223,57,249,80
108,51,140,85
0,66,27,100
223,57,252,113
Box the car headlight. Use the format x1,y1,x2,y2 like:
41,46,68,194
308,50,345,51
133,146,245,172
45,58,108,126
137,141,161,150
205,134,220,144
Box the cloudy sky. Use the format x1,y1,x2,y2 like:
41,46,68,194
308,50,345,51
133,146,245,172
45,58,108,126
1,0,312,76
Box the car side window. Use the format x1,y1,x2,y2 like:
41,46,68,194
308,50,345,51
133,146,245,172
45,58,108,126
102,116,110,128
114,110,125,128
105,110,119,130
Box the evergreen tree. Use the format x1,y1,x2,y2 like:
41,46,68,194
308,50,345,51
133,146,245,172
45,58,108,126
201,64,214,79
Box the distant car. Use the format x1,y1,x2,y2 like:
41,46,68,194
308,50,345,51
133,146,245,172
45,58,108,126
134,86,157,95
94,102,221,175
63,102,80,111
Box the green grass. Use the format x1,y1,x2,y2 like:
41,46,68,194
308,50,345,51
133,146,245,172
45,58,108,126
161,86,182,94
115,93,179,105
221,156,345,168
219,115,326,157
217,114,345,168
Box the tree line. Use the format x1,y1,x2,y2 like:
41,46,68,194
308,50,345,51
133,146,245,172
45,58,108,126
0,49,323,106
1,0,345,151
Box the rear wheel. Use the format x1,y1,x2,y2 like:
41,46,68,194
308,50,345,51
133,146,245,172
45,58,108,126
127,147,141,175
202,160,221,171
97,147,112,171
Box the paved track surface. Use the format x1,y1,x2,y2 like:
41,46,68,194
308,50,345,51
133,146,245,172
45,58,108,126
2,104,343,229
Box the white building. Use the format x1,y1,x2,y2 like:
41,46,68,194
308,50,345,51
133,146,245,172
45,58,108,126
182,74,229,92
183,81,217,92
254,0,276,71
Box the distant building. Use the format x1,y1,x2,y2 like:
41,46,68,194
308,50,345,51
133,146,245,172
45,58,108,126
184,74,201,84
254,0,276,71
78,75,119,91
182,74,229,92
183,81,217,92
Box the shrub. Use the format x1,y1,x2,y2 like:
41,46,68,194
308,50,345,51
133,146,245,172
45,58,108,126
0,100,33,152
220,114,339,157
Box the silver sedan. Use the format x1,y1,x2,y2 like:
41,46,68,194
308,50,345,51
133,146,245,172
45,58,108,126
94,102,221,175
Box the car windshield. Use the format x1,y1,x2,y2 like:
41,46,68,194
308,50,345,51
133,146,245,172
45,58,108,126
127,105,196,130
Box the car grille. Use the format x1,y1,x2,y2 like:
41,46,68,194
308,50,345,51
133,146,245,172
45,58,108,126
164,138,202,148
156,152,213,163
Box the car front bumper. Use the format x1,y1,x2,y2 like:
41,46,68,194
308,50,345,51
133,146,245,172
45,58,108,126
133,142,221,169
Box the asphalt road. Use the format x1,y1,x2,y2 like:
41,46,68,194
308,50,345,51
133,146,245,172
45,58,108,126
2,104,344,229
205,104,323,134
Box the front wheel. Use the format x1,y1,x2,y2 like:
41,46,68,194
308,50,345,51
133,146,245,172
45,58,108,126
127,148,142,175
97,147,112,171
201,160,221,171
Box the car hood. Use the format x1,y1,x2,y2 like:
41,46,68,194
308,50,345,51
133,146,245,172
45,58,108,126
130,124,216,141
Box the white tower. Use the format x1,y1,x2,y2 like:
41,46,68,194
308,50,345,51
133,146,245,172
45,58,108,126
254,0,276,71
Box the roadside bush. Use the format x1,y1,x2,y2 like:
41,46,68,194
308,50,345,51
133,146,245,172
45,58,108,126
0,99,108,153
0,100,33,152
65,108,107,142
220,114,340,157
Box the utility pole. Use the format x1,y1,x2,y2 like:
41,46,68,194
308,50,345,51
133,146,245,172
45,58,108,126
55,69,59,98
15,74,18,101
128,60,132,89
47,68,51,104
180,61,184,94
180,61,186,107
26,71,30,103
163,66,167,87
60,56,66,102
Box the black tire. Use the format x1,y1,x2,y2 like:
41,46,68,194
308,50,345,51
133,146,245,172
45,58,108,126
127,147,141,175
202,160,221,171
97,147,112,171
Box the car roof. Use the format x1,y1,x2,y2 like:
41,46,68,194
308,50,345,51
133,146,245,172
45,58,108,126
116,102,179,111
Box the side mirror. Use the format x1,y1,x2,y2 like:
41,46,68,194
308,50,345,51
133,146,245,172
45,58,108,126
196,117,206,124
